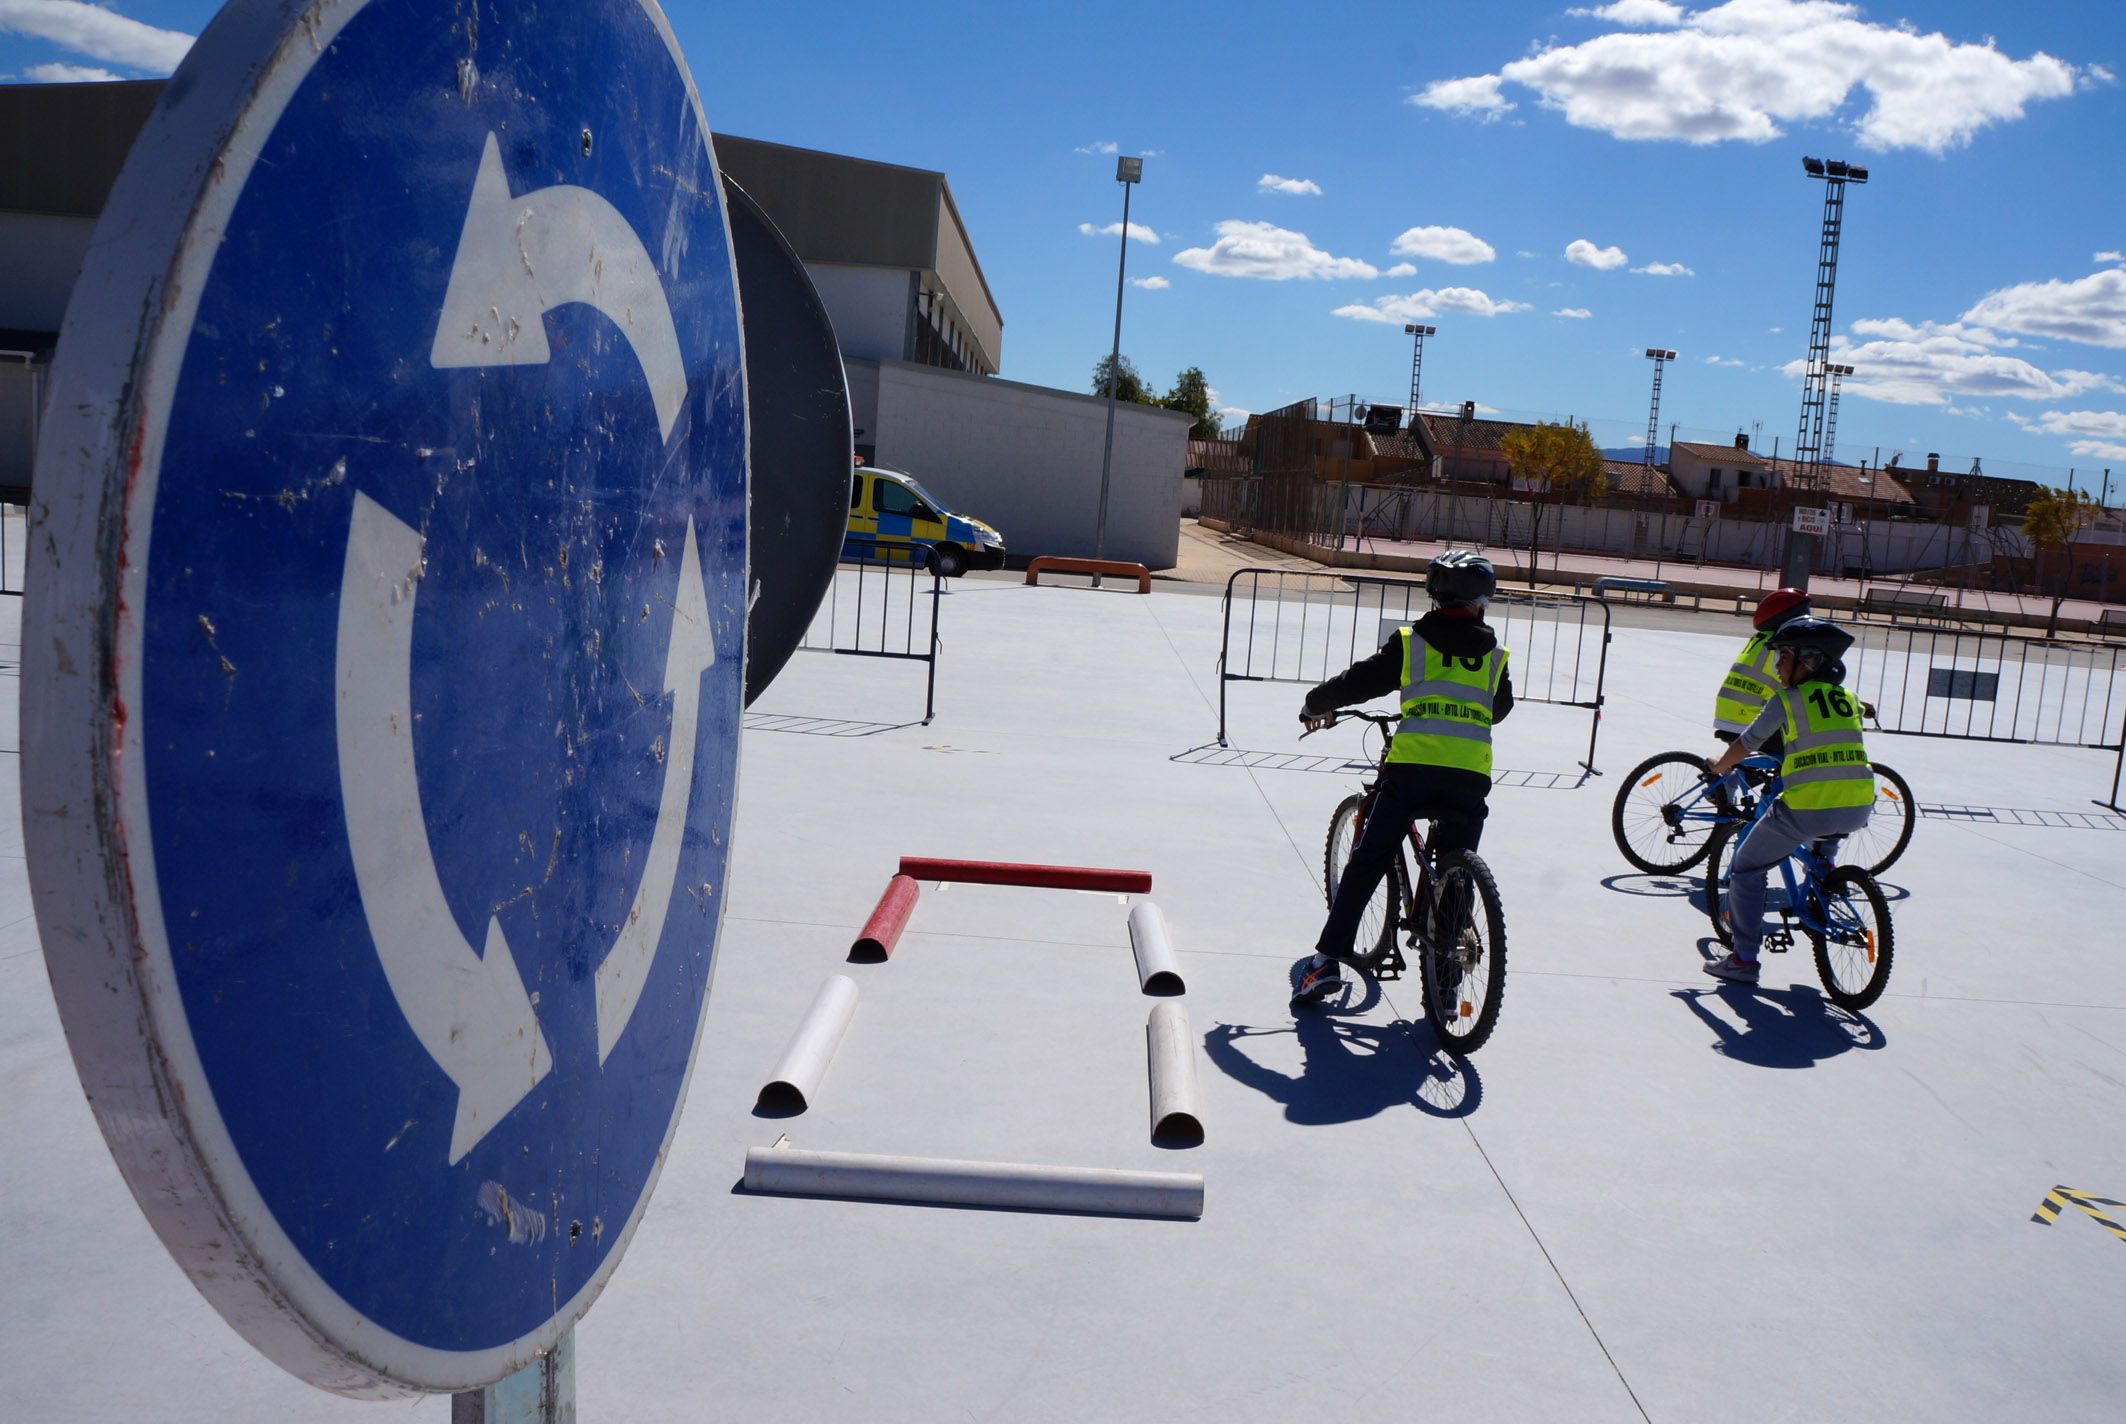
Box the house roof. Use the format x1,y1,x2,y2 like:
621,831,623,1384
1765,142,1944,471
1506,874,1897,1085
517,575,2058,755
1670,440,1772,468
1763,459,1918,505
1417,412,1532,456
1602,460,1681,499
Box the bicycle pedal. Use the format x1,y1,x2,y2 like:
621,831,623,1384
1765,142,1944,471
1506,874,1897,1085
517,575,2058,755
1377,940,1408,982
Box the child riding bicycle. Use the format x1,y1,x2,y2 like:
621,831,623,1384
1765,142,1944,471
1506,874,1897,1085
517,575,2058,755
1701,616,1875,985
1292,550,1514,1007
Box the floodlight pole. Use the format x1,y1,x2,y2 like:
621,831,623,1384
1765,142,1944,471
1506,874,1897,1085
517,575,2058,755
1644,348,1675,578
1793,156,1868,495
1789,156,1868,591
1094,155,1143,588
1402,323,1435,414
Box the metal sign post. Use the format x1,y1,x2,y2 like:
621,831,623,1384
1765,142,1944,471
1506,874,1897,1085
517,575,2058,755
24,0,747,1400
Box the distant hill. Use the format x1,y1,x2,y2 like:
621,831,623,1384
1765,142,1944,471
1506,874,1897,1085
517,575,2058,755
1601,445,1667,464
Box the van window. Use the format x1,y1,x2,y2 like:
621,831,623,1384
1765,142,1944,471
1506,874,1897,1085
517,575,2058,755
850,477,863,511
875,481,933,519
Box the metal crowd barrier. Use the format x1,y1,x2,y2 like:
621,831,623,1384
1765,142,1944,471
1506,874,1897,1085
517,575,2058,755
1850,624,2125,751
1216,567,1612,772
796,559,942,724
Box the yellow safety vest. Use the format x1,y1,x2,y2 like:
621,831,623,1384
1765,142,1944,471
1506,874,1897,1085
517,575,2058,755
1714,631,1779,735
1777,680,1874,812
1388,628,1507,776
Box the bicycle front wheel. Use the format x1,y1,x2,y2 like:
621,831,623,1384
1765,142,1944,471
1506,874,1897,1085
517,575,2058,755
1702,821,1738,947
1324,792,1398,973
1809,866,1894,1010
1840,763,1916,876
1422,851,1507,1053
1612,751,1732,874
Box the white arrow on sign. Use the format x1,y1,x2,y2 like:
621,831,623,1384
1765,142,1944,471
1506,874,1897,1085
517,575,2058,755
594,518,716,1063
430,131,689,442
337,492,553,1165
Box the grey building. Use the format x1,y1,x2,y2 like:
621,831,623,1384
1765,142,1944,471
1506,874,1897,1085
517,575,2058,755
1,80,1185,567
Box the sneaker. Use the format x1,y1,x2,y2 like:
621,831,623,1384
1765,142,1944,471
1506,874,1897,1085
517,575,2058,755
1290,954,1345,1007
1702,951,1761,985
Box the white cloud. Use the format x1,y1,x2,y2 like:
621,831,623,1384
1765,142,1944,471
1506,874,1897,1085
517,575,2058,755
1962,267,2126,348
1258,173,1323,196
0,0,192,73
1334,288,1532,323
1568,0,1686,24
1566,239,1628,269
1412,73,1512,117
1411,0,2081,154
24,60,120,81
1705,354,1745,367
1780,318,2126,406
1389,225,1496,265
1555,307,1593,318
1079,221,1160,245
1385,262,1418,277
1516,249,1539,259
1173,221,1378,280
1634,261,1696,276
2013,409,2126,459
1768,325,1784,334
2090,64,2117,86
2096,251,2125,264
1131,275,1170,290
1073,141,1120,155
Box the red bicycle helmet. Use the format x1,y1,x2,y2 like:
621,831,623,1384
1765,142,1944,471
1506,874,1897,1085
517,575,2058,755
1753,587,1811,629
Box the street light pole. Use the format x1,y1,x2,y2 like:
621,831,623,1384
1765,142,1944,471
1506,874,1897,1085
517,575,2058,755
1094,155,1144,586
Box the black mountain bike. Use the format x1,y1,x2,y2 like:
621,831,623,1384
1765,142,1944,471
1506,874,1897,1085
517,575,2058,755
1310,710,1508,1053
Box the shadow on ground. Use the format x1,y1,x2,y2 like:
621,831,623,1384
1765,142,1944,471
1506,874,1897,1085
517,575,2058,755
1203,1012,1482,1122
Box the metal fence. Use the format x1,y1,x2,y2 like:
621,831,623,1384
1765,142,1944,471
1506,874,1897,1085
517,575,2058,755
796,560,942,724
1851,623,2126,750
1216,567,1612,772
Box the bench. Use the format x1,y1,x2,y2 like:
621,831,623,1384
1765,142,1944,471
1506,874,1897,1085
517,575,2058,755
1589,576,1674,604
1024,555,1151,594
1859,587,1948,613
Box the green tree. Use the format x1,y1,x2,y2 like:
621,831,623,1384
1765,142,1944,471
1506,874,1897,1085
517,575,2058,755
1090,354,1153,405
1499,419,1608,501
1160,366,1220,440
2021,485,2098,594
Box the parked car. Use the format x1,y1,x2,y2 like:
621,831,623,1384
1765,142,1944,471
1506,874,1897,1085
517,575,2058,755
844,464,1005,577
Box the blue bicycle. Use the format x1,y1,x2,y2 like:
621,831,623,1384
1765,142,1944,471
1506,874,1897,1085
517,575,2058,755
1701,756,1896,1010
1611,744,1914,878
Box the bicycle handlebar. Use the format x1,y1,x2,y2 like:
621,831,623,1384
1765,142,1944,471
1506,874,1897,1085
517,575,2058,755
1298,707,1398,739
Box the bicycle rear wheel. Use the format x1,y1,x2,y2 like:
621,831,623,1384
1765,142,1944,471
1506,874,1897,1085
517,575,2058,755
1840,762,1915,876
1702,821,1738,947
1421,851,1507,1053
1809,866,1894,1010
1324,792,1398,973
1612,751,1732,874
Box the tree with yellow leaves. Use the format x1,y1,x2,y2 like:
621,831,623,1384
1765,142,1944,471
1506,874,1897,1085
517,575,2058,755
1500,419,1609,502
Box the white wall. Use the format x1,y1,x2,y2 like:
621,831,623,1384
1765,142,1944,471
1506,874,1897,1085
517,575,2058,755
804,264,909,365
866,359,1190,568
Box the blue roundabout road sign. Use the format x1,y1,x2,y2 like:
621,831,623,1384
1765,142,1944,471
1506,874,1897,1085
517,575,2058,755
24,0,745,1395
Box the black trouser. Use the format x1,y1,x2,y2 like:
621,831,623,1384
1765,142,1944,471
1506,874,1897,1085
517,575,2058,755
1316,770,1488,959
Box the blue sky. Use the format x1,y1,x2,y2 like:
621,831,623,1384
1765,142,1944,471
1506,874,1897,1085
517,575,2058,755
6,0,2126,490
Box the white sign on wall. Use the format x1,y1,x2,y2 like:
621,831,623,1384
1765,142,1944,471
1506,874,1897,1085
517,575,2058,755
1695,499,1721,520
1792,507,1832,536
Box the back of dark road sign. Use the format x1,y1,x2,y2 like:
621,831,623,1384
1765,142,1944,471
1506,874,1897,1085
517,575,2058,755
24,0,746,1396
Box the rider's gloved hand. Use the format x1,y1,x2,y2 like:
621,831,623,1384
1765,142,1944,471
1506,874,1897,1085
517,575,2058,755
1299,708,1334,731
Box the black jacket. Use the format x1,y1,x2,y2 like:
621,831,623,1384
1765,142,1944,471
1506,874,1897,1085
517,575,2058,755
1302,609,1514,797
